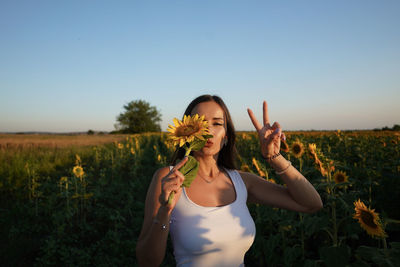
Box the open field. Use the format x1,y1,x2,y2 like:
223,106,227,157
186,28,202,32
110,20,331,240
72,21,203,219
0,134,127,149
1,131,399,266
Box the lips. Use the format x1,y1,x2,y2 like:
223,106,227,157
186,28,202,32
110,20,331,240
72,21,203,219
205,140,213,146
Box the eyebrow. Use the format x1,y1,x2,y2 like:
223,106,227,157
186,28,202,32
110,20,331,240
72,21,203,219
212,117,224,121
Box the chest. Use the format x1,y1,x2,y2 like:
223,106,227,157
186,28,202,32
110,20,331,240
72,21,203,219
185,173,237,207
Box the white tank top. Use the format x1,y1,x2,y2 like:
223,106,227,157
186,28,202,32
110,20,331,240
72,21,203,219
169,166,256,267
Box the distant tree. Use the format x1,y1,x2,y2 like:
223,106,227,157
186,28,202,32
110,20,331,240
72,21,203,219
87,129,95,135
392,124,400,131
114,100,162,134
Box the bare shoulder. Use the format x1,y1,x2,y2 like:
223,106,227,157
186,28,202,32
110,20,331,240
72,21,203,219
237,170,259,190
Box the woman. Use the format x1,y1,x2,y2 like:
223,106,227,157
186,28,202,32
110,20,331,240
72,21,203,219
136,95,323,266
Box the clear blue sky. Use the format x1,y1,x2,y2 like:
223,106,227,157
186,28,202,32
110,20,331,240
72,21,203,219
1,0,399,132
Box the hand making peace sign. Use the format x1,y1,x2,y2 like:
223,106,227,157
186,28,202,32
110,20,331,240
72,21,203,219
247,101,286,160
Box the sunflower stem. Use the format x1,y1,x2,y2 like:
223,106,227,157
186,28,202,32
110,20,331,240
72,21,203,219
168,191,175,205
299,158,303,173
184,147,192,157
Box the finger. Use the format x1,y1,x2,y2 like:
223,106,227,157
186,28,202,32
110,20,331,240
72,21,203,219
165,183,181,193
171,156,189,172
271,121,281,130
247,108,262,132
173,170,185,183
263,101,270,126
281,132,286,141
270,127,282,141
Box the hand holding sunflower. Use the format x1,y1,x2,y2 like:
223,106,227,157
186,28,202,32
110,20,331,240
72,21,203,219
247,101,286,159
166,114,213,204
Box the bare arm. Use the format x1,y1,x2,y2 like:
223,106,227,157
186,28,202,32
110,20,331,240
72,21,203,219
241,155,323,213
136,158,188,266
245,101,322,213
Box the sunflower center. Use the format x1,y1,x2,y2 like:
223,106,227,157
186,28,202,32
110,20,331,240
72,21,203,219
360,210,378,229
176,125,199,137
293,145,302,154
336,174,344,182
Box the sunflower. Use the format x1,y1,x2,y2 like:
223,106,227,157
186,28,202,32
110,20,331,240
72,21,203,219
280,139,290,153
291,140,305,158
73,166,84,179
241,164,251,172
59,176,69,190
117,143,124,149
353,199,387,238
252,157,266,177
333,170,348,184
167,114,211,147
308,143,318,160
308,143,331,177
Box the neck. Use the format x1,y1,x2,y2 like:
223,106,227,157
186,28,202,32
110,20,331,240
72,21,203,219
194,154,220,178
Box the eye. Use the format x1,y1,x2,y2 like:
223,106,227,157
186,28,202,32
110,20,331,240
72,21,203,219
213,123,223,126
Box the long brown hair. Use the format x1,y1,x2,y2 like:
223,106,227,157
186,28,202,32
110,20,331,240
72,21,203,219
170,95,238,170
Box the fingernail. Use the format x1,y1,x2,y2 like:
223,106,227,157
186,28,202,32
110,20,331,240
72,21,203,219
283,135,286,141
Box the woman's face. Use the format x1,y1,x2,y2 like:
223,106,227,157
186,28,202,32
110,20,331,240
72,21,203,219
190,101,227,157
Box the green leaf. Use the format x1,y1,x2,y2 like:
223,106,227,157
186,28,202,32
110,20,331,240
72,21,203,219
190,139,207,151
189,135,213,151
179,156,199,187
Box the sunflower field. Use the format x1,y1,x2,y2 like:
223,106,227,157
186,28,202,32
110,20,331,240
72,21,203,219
1,131,399,266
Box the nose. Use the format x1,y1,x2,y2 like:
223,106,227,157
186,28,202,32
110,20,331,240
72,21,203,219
208,125,218,135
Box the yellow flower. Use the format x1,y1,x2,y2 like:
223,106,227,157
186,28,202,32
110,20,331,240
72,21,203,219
280,225,292,231
353,199,387,238
73,166,84,179
252,157,266,177
59,177,68,190
118,143,124,149
241,164,250,172
83,193,93,199
75,154,81,165
167,114,211,147
308,143,317,154
291,140,305,158
308,143,329,177
157,154,162,162
130,148,135,155
280,139,290,153
333,170,348,184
